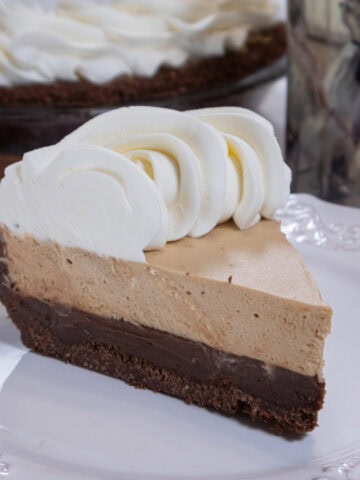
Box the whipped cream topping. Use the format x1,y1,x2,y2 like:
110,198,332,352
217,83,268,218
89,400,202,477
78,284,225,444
0,106,290,262
0,0,279,87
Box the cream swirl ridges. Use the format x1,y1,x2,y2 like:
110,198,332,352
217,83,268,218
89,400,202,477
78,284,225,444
0,0,278,86
61,107,228,239
189,107,292,222
0,106,290,263
111,135,202,242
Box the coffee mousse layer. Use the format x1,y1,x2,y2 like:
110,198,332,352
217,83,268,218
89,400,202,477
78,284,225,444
0,220,331,379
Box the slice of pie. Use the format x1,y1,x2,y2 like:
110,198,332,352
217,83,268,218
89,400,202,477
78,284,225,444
0,106,332,434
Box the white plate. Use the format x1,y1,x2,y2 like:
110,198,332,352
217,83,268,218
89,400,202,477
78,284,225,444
0,194,360,480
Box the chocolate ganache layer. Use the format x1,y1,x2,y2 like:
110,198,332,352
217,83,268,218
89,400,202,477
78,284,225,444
0,254,325,434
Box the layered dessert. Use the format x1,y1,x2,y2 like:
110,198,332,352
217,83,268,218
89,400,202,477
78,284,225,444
0,106,332,434
0,0,286,106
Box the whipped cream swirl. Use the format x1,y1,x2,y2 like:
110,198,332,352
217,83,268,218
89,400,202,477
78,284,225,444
0,0,279,86
0,106,291,262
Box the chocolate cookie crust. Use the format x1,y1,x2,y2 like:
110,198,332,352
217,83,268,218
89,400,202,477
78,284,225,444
0,25,286,107
0,245,325,435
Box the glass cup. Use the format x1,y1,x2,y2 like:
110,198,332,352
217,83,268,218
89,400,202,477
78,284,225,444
287,0,360,207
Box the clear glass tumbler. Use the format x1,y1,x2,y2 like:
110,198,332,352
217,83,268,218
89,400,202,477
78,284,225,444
287,0,360,207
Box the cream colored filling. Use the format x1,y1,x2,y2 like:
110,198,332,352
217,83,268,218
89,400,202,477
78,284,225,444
1,220,332,379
